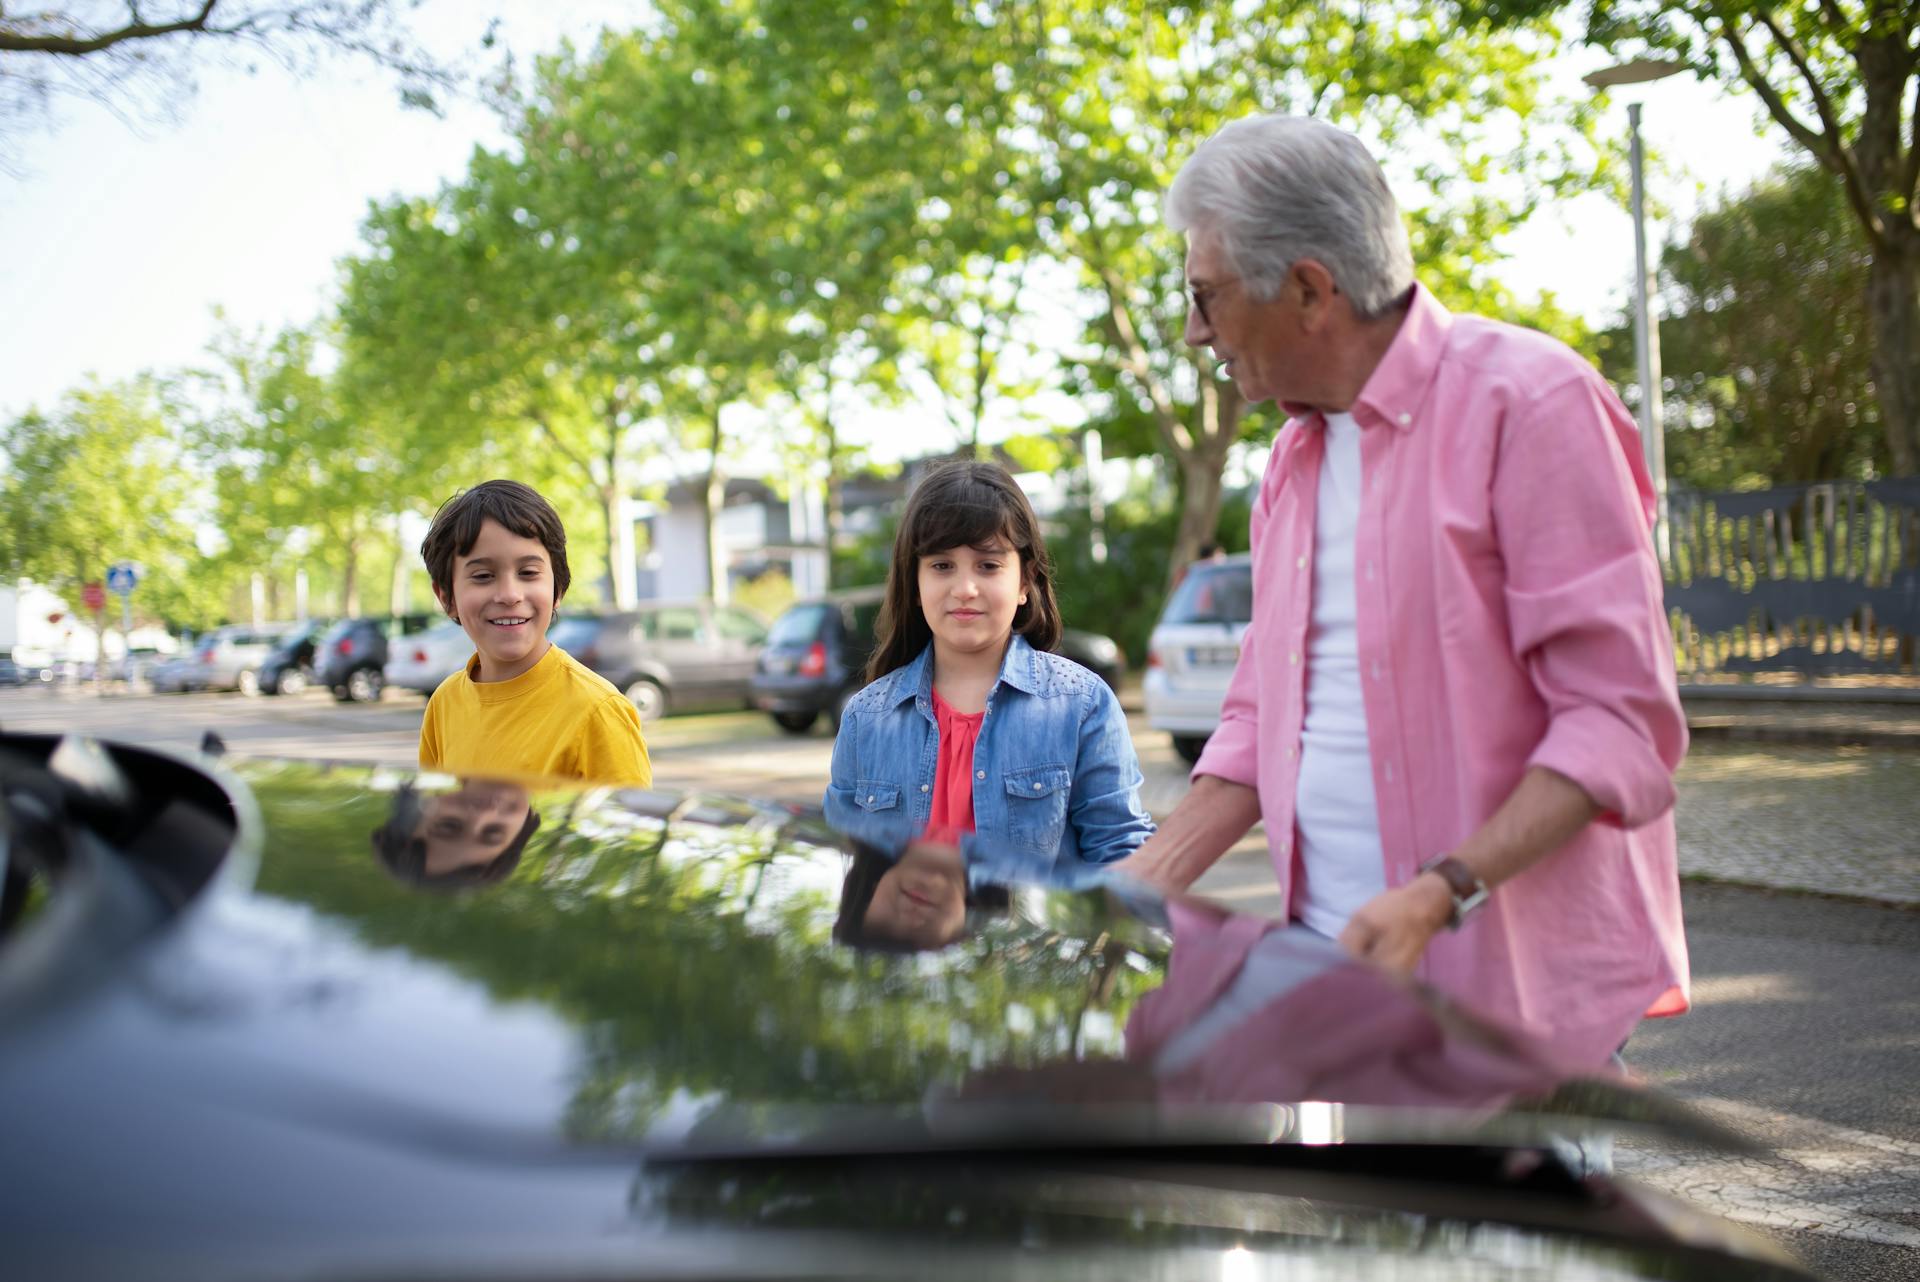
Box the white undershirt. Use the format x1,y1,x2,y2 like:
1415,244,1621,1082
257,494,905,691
1291,410,1387,938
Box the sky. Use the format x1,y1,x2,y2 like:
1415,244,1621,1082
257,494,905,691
0,4,1795,448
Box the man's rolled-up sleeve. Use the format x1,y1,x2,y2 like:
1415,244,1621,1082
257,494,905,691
1496,371,1687,828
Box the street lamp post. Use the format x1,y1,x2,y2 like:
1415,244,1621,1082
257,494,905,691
1584,58,1685,559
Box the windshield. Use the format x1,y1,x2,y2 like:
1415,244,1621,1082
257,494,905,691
1161,564,1253,626
766,603,830,648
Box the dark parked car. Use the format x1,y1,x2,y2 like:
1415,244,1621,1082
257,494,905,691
314,614,435,702
752,585,1127,735
257,618,333,695
0,655,25,687
0,732,1816,1282
547,600,768,721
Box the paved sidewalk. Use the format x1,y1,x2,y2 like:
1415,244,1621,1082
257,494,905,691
1177,740,1920,914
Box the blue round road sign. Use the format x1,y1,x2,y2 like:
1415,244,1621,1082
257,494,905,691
107,562,139,595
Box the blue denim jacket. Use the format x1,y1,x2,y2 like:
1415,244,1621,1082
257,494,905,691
824,636,1155,880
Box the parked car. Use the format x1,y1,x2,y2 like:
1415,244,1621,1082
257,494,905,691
752,585,1127,736
113,648,169,687
0,732,1816,1282
383,619,474,696
548,600,768,721
1144,552,1254,764
0,655,26,687
185,623,296,695
145,653,201,694
313,614,436,703
256,618,333,695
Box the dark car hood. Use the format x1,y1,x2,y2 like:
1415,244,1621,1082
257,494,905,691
0,739,1806,1281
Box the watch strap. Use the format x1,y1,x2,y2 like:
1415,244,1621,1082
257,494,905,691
1420,854,1489,929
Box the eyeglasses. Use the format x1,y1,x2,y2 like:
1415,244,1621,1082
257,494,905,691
1188,278,1236,328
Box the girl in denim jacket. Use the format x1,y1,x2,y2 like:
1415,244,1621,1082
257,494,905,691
824,460,1154,898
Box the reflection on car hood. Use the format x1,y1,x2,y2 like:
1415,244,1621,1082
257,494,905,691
7,754,1729,1155
0,743,1810,1281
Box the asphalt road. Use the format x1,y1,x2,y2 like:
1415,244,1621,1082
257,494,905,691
7,684,1919,1280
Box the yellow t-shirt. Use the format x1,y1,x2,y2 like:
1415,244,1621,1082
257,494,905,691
419,643,652,786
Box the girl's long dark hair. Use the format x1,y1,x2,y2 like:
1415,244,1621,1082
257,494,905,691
866,460,1062,684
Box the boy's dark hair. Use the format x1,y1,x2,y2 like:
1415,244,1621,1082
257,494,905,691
421,480,570,623
369,783,541,892
866,460,1062,683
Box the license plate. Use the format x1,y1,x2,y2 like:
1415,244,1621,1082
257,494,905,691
1188,645,1240,667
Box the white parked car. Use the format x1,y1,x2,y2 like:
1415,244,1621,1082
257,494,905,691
383,621,474,696
1143,553,1253,764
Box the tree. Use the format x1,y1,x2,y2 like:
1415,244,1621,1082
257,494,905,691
0,1,457,160
0,378,200,659
1463,0,1920,474
807,1,1609,586
191,322,423,619
1601,163,1882,489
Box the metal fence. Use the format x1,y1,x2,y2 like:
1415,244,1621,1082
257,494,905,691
1662,480,1920,679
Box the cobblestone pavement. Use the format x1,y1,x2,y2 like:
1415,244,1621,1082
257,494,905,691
1674,744,1920,905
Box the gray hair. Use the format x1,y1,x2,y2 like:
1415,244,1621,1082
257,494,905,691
1165,115,1414,321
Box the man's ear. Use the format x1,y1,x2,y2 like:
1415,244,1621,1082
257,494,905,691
1291,259,1341,330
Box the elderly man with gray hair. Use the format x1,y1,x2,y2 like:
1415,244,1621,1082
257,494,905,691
1123,115,1690,1067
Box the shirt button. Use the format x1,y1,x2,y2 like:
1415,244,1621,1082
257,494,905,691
1398,411,1412,426
1295,556,1306,570
1033,781,1045,790
921,784,930,793
1286,746,1298,760
866,795,875,804
1288,651,1299,665
976,770,986,780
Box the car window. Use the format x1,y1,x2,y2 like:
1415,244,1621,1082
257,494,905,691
1162,564,1254,626
713,607,766,644
650,607,704,642
766,603,828,648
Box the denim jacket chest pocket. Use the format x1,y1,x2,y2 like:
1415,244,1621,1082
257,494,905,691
853,781,904,814
1001,763,1071,853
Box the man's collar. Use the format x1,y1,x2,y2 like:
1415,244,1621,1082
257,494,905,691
1350,282,1451,432
1287,282,1452,433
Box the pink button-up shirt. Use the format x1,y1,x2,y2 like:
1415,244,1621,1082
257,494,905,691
1193,283,1690,1067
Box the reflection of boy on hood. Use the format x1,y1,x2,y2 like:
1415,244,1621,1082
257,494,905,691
371,779,540,891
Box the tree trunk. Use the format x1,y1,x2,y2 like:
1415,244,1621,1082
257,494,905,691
823,374,843,591
1865,243,1920,475
1163,377,1247,592
340,537,361,618
702,408,728,606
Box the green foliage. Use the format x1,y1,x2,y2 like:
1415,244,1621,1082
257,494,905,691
1048,469,1254,665
731,568,796,623
0,379,202,637
1602,164,1883,489
1455,0,1920,473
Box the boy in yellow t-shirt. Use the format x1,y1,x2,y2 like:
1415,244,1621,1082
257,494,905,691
417,479,651,786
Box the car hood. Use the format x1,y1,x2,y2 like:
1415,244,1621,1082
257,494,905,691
0,739,1805,1281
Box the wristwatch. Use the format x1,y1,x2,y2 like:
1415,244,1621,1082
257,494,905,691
1419,854,1490,930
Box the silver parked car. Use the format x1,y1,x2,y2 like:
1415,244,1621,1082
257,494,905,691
383,620,474,696
1143,553,1254,764
190,623,296,695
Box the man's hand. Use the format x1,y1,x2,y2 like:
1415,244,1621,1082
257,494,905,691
1337,873,1455,977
